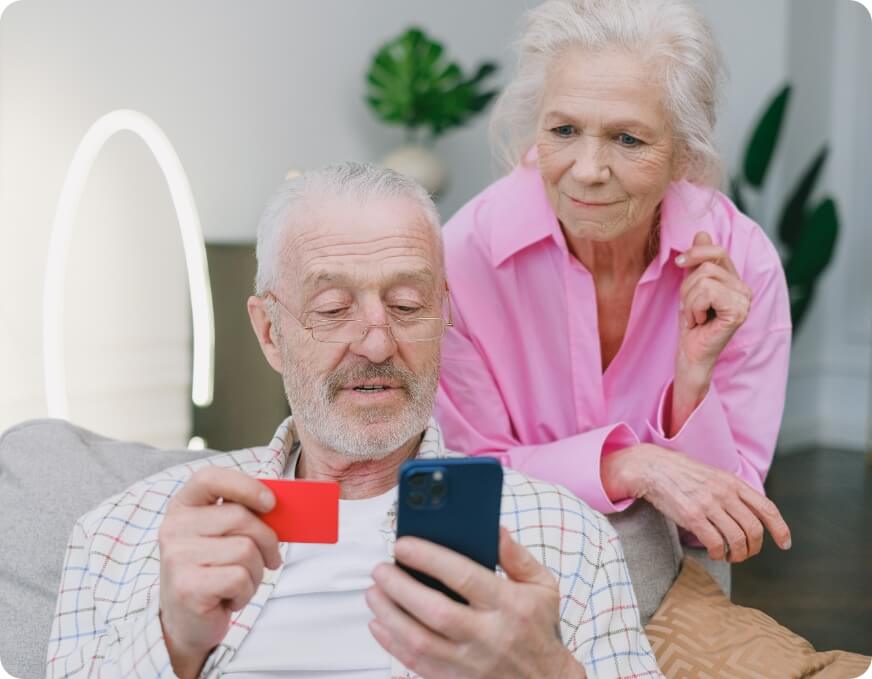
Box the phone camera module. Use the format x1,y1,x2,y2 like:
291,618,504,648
408,491,425,508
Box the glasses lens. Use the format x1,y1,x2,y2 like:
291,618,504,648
391,318,444,342
311,320,363,343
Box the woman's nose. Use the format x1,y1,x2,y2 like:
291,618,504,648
569,137,610,184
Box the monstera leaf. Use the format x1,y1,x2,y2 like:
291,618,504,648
730,84,839,334
365,27,499,139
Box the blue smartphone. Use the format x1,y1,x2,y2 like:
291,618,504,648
396,457,503,604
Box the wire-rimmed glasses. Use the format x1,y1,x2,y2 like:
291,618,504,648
264,286,453,344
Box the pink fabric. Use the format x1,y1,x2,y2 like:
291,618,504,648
435,163,792,514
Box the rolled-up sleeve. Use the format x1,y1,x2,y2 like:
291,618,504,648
647,324,791,494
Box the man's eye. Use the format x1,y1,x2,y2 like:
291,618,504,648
313,308,349,319
551,125,575,138
391,305,423,316
617,133,641,147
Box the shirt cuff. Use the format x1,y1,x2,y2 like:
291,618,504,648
510,423,639,515
647,380,737,475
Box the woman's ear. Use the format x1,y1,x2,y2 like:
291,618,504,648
247,295,285,374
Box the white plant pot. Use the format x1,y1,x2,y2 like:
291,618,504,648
381,144,447,195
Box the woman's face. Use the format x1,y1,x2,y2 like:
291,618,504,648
536,46,681,243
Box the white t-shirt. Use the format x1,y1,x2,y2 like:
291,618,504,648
222,480,396,678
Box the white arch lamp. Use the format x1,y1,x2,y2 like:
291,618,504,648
43,109,215,419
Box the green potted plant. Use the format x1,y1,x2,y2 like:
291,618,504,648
365,27,499,194
730,84,840,332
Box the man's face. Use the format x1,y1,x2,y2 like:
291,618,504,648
272,194,443,460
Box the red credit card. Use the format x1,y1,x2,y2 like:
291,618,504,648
257,479,340,543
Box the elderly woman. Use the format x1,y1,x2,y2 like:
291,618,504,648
435,0,793,565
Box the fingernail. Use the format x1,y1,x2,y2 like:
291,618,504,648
675,255,686,265
260,489,275,512
782,537,791,550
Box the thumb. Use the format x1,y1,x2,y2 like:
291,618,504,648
498,526,553,586
693,230,713,247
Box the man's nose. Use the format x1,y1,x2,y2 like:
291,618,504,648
349,307,396,364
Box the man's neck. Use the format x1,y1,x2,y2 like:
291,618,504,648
293,431,422,500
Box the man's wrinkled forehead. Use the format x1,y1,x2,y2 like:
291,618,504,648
278,193,443,291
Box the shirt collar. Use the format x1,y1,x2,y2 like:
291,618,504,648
489,161,566,268
489,160,716,282
642,179,719,283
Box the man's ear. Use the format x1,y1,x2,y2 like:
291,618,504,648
247,295,285,374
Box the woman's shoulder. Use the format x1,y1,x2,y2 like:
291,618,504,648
442,163,546,261
668,181,784,279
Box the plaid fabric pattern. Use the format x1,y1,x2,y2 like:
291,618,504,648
46,418,661,679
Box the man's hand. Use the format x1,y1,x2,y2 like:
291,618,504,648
366,527,585,678
158,468,282,679
602,444,791,562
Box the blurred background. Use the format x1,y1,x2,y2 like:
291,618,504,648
0,0,869,654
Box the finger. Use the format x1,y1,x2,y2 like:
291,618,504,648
693,231,713,248
676,243,738,277
682,515,729,561
685,280,748,327
738,485,792,550
394,536,500,606
370,562,474,641
709,509,748,562
173,467,276,513
183,535,268,585
498,527,556,588
366,583,456,672
683,280,720,327
724,500,765,560
680,262,748,303
185,564,258,614
171,503,282,570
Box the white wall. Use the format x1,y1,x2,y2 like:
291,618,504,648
0,0,868,450
777,0,872,452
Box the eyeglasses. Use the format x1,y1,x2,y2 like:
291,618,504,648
264,284,453,344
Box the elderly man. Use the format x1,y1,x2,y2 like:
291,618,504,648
45,162,661,679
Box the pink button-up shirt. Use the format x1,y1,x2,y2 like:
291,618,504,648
435,162,791,515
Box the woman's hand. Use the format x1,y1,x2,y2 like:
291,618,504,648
602,444,791,562
670,231,752,434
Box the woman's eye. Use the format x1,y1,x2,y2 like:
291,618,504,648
617,133,641,147
551,124,575,138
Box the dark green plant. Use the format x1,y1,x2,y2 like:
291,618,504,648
731,84,839,332
365,27,499,142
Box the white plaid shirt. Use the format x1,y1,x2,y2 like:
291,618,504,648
46,418,661,679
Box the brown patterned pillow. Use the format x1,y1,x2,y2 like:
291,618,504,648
644,558,871,678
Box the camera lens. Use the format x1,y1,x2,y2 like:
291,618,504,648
408,491,425,507
409,472,427,487
430,480,446,497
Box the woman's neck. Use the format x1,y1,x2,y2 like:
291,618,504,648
563,211,660,284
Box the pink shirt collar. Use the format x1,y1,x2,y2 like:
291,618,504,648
488,160,718,283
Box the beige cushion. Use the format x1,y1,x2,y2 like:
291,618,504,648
645,557,871,678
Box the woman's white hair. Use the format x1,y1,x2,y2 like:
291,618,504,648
254,161,442,297
491,0,726,187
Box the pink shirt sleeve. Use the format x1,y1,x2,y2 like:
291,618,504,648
646,226,792,494
436,319,638,515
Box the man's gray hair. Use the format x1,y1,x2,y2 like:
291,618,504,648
490,0,725,187
254,161,442,296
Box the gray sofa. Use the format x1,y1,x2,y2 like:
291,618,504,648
0,419,726,679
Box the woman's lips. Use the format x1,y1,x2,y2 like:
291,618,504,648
568,196,617,208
